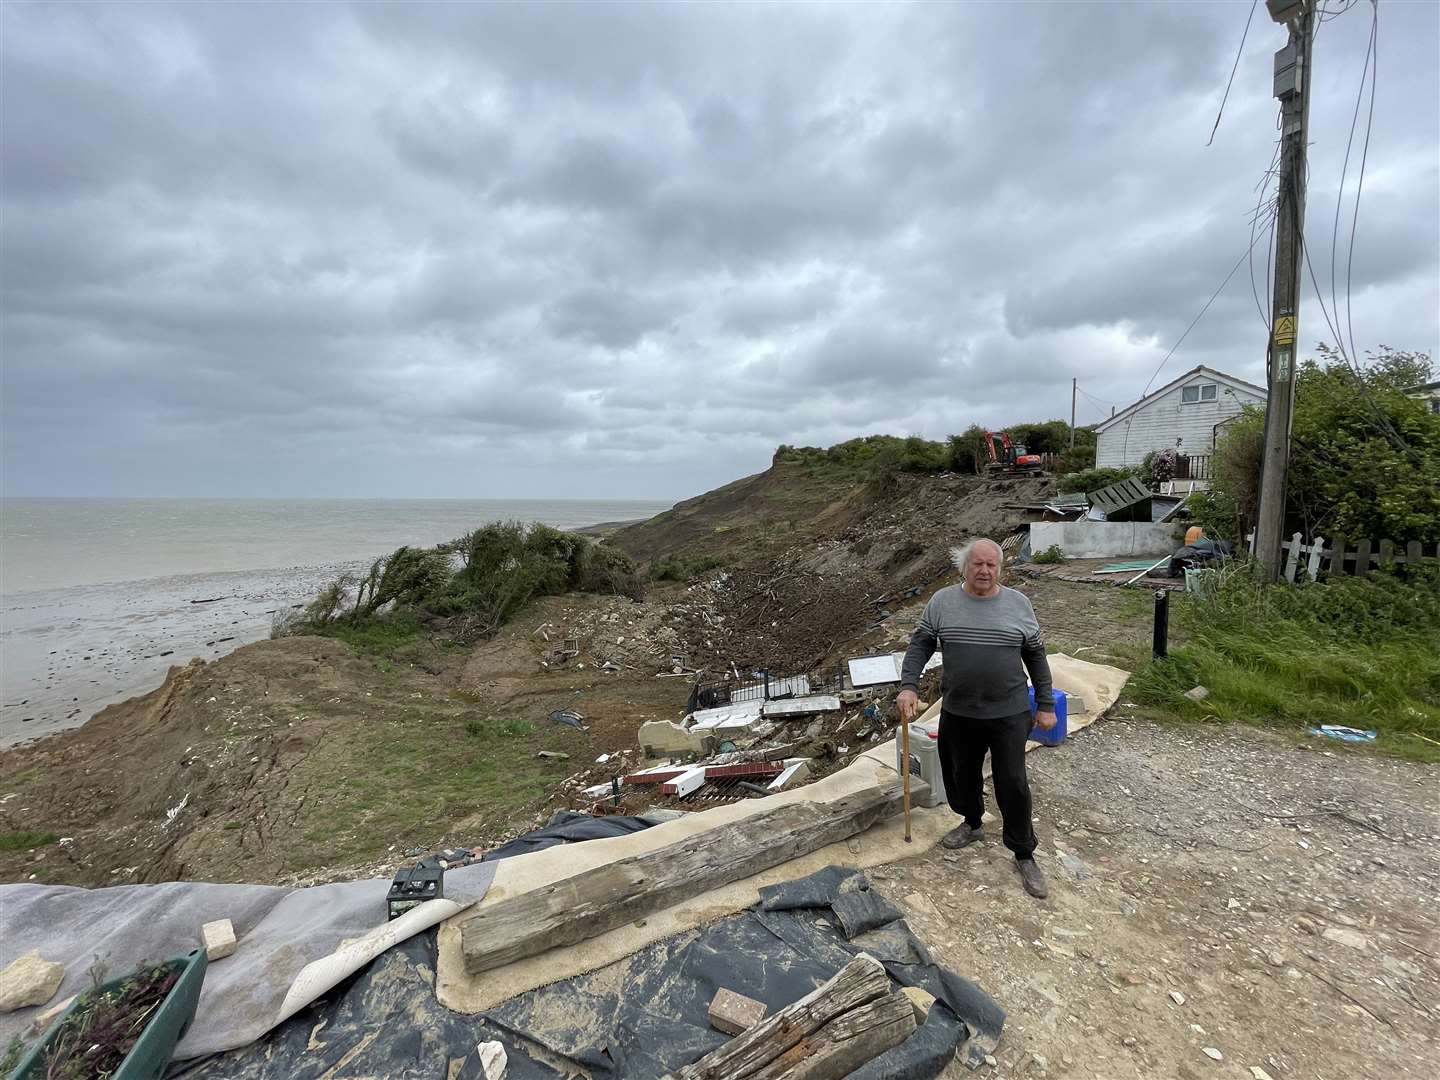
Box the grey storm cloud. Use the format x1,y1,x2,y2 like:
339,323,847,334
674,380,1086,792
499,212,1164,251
2,0,1437,500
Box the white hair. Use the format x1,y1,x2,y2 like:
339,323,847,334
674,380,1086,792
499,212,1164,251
950,537,1003,573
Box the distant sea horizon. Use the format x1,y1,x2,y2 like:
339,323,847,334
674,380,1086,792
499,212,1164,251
0,496,673,746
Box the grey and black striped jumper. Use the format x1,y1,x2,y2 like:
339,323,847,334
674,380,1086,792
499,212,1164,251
899,583,1053,717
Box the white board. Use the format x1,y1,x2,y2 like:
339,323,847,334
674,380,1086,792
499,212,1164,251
848,655,901,687
762,695,841,718
689,701,765,731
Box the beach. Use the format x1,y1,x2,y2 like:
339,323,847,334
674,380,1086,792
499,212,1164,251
0,498,668,746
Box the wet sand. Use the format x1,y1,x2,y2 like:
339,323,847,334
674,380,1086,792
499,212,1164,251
1,561,365,747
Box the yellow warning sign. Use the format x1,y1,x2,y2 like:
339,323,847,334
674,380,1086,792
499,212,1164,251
1274,316,1296,345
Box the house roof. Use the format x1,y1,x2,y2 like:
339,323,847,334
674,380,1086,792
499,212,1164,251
1405,380,1440,393
1094,365,1267,434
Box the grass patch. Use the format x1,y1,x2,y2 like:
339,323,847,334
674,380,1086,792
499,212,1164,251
0,830,59,852
1129,564,1440,760
650,553,727,582
320,613,426,655
465,715,538,739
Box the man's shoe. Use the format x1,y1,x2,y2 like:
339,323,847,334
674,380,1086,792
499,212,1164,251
940,824,981,850
1017,858,1049,899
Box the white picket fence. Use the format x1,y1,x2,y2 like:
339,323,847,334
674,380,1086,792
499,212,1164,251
1245,532,1440,583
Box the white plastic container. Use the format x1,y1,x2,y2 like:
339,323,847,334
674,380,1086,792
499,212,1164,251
895,722,947,809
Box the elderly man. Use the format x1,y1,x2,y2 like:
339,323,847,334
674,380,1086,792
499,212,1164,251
897,537,1056,899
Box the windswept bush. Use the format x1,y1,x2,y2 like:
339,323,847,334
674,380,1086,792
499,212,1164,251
275,521,643,644
1055,466,1142,494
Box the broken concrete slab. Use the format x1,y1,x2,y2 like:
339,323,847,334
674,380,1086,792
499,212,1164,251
708,987,766,1035
638,719,710,756
660,766,708,798
689,702,765,732
767,760,811,791
762,695,841,719
201,918,238,961
0,951,64,1012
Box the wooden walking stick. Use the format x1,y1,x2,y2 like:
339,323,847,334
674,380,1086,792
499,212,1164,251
901,712,913,843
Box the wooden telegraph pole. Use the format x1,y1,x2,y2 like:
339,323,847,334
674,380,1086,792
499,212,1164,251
1070,377,1077,449
1253,0,1315,579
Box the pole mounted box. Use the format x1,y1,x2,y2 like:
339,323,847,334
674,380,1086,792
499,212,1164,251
1266,0,1306,25
1274,43,1302,99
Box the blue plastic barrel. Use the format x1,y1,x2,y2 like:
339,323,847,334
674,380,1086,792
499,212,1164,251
1028,686,1068,746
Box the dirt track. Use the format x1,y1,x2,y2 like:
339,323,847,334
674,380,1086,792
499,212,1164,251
880,716,1439,1080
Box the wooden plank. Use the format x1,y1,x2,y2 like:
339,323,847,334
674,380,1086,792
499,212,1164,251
1379,538,1395,567
667,954,914,1080
1305,536,1326,582
1407,540,1423,566
460,783,922,975
1355,538,1372,575
1328,534,1348,576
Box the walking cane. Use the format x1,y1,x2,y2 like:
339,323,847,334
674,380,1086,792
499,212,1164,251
901,711,913,843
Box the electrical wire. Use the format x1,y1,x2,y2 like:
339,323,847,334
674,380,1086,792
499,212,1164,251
1344,0,1379,374
1207,0,1259,146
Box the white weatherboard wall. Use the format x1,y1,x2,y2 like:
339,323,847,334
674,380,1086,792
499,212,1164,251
1095,368,1265,468
1032,521,1183,559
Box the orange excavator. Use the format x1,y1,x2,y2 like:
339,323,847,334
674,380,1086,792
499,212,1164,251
984,430,1045,476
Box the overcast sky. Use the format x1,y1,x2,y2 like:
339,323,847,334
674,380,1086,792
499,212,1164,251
2,1,1436,500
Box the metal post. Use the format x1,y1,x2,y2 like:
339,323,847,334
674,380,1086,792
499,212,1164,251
1070,377,1077,449
1152,590,1170,659
1254,0,1315,580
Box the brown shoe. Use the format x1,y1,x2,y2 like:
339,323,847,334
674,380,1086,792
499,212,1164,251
1017,858,1049,899
940,824,981,849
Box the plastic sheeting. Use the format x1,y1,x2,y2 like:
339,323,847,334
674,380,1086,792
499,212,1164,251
177,865,1003,1079
479,810,658,862
0,863,497,1062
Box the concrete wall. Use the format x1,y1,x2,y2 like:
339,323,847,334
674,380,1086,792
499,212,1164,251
1031,521,1183,560
1095,373,1264,468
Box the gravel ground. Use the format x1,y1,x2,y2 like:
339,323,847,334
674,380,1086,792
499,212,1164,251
869,716,1439,1080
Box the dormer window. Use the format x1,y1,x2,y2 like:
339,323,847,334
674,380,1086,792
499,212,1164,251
1182,383,1218,403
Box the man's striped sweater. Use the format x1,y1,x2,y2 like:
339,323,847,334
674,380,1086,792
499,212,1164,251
899,583,1054,719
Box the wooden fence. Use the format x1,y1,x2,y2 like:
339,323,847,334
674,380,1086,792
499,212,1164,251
1245,532,1440,583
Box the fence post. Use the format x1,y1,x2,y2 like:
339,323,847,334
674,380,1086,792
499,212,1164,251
1378,538,1395,567
1152,590,1169,659
1283,532,1304,583
1355,538,1372,575
1306,536,1326,582
1407,540,1422,566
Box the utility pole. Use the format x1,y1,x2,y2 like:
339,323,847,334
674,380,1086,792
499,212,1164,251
1070,378,1077,449
1253,0,1314,580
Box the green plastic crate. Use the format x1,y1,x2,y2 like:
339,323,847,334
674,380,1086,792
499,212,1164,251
9,947,208,1080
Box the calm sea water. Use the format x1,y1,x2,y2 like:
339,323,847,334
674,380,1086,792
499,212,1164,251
0,498,670,745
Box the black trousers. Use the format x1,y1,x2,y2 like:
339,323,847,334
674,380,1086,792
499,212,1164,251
936,708,1038,860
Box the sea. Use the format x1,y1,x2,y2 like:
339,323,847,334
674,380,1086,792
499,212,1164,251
0,498,671,747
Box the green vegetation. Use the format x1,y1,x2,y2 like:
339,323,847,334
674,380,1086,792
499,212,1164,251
0,830,58,852
277,521,644,646
1031,544,1067,565
465,715,537,739
1055,465,1142,494
1198,347,1438,543
777,422,1100,483
650,553,727,582
1130,564,1440,760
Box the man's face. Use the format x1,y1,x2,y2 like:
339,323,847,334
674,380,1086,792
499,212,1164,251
967,544,1001,590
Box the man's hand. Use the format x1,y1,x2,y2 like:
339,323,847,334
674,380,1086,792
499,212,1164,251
896,688,919,724
1034,709,1058,731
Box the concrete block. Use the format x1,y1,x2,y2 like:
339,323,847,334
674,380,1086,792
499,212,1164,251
638,719,708,756
477,1040,507,1079
708,987,766,1035
660,766,707,797
0,951,64,1012
201,918,237,961
901,985,936,1023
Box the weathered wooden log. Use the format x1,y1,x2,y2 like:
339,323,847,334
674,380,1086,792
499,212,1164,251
666,953,915,1080
461,781,923,974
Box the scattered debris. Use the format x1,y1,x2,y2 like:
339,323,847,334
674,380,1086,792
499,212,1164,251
1183,685,1210,702
1202,1047,1224,1061
660,767,708,798
1320,926,1369,951
1309,725,1377,742
549,709,586,730
475,1040,508,1080
1168,989,1186,1006
536,750,570,761
201,919,237,961
0,951,65,1012
707,987,766,1036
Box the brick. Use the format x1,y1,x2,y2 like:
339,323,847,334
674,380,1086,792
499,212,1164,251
702,761,784,780
708,987,766,1036
201,918,237,961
